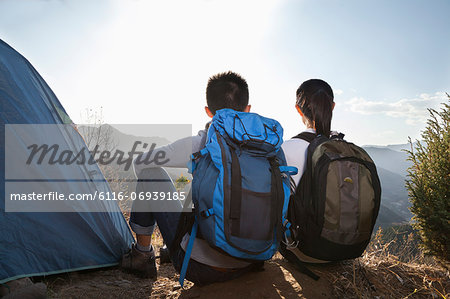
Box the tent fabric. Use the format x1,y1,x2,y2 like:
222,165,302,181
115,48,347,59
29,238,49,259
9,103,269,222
0,39,134,284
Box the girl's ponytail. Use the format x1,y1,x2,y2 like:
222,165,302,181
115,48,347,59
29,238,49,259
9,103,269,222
310,89,333,137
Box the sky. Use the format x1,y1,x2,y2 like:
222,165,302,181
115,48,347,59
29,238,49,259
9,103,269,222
0,0,449,145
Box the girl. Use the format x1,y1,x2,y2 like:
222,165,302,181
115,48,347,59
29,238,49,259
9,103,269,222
281,78,335,263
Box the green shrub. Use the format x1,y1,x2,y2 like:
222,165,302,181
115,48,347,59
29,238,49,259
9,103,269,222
405,96,449,266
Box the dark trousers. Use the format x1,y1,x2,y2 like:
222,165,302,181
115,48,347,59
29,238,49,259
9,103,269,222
129,168,257,285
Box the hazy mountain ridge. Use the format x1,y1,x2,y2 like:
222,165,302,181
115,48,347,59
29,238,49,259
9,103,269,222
373,167,411,228
78,124,171,153
362,146,412,177
362,146,412,227
362,141,419,153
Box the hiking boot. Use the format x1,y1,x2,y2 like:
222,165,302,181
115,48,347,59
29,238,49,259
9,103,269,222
120,244,157,279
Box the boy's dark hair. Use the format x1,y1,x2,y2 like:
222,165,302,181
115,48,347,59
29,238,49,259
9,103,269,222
296,79,334,137
206,71,249,114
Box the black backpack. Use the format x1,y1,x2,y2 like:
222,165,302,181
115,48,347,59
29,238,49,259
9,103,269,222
287,132,381,261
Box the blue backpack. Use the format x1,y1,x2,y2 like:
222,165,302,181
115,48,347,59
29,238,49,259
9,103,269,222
179,109,297,286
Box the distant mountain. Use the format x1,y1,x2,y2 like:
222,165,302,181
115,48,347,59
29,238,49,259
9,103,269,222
386,143,416,152
375,204,406,229
363,146,412,177
363,141,419,153
376,167,412,221
78,124,171,153
361,145,414,227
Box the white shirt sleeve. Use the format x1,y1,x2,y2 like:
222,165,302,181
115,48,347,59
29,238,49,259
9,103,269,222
132,130,207,177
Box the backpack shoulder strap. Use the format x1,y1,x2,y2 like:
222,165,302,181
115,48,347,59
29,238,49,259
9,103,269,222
292,132,316,143
279,243,320,281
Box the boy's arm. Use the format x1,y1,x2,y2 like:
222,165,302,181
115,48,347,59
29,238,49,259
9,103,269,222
133,130,206,177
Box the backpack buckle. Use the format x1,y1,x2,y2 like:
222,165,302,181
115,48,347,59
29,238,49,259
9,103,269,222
282,220,298,249
200,208,214,218
192,152,202,160
283,230,298,249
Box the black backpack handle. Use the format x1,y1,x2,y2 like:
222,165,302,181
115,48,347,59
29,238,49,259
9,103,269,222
292,132,316,143
293,132,345,143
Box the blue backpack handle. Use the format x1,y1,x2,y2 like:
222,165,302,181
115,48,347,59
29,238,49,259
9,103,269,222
279,166,298,176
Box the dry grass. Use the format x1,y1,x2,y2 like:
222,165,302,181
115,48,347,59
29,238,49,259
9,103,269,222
329,229,449,298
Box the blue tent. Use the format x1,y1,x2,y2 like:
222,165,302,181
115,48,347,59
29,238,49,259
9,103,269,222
0,39,134,284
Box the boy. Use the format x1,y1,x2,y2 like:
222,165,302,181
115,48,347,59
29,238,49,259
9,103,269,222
120,71,263,285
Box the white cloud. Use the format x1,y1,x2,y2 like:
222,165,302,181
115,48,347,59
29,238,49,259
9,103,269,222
344,92,448,125
334,89,343,96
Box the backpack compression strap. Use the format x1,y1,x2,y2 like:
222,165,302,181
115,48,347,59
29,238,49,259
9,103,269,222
230,147,242,236
268,157,285,245
292,132,316,143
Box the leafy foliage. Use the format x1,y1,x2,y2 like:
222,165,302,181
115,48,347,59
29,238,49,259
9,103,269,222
175,174,190,191
405,96,449,266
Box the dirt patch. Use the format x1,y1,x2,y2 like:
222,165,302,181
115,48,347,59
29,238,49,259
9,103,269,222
44,252,336,299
